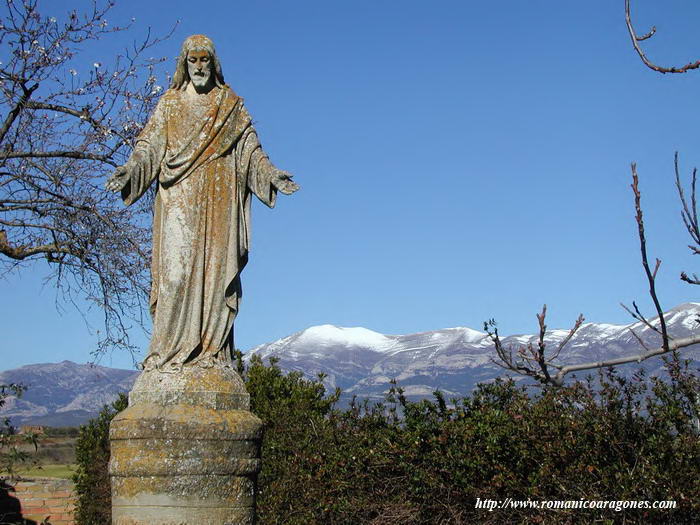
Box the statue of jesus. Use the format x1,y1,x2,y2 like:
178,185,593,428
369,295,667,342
106,34,299,372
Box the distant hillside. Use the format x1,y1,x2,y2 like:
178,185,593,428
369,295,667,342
0,361,138,426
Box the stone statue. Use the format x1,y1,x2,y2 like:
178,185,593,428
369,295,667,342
108,35,289,524
106,34,298,372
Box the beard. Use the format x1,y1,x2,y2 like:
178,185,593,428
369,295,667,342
189,69,211,88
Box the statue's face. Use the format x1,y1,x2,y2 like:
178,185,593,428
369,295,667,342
187,50,213,89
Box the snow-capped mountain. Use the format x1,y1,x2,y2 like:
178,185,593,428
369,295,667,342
248,303,700,400
1,303,698,425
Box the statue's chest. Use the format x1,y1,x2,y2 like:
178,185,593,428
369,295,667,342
166,95,217,150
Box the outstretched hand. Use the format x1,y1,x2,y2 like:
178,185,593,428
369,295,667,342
106,165,130,193
272,169,300,195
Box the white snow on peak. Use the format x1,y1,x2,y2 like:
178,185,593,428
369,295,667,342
510,335,533,344
681,314,700,331
589,322,622,333
574,322,625,339
547,329,572,339
452,327,487,342
248,303,699,359
675,302,700,311
297,325,395,352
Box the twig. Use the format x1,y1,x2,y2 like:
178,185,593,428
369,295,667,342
627,327,650,352
625,0,700,74
535,305,552,383
1,150,118,166
551,314,585,361
551,334,700,386
0,83,38,143
630,163,669,351
675,153,700,284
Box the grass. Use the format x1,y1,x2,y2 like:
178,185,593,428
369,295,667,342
2,463,76,480
1,435,78,480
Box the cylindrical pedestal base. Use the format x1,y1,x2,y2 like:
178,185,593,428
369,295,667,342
109,366,263,525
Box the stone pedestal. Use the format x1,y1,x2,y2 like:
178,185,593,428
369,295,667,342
109,366,263,525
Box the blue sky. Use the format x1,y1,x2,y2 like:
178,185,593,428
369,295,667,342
2,1,699,370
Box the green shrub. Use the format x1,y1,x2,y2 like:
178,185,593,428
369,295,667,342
73,393,127,525
249,357,699,524
72,356,700,524
242,354,340,523
0,384,38,481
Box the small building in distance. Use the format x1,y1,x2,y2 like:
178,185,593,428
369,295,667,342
18,425,45,435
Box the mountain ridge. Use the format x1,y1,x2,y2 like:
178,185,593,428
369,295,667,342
246,302,700,399
2,303,698,425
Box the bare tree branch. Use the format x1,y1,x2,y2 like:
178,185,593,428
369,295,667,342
629,163,669,351
485,307,585,386
619,301,665,338
1,150,118,166
0,229,75,260
675,152,700,285
0,0,173,356
488,162,698,387
625,0,700,74
552,313,584,361
680,272,700,285
23,101,129,143
0,82,38,143
627,327,650,353
551,334,700,386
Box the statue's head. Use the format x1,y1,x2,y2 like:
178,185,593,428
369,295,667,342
171,34,226,91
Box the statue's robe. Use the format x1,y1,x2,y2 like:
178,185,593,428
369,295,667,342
121,86,278,371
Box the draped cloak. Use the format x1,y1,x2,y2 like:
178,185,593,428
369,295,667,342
120,86,278,371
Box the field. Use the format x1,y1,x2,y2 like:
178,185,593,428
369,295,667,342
2,435,77,480
10,463,76,480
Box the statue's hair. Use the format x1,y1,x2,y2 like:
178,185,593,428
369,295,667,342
170,34,226,90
